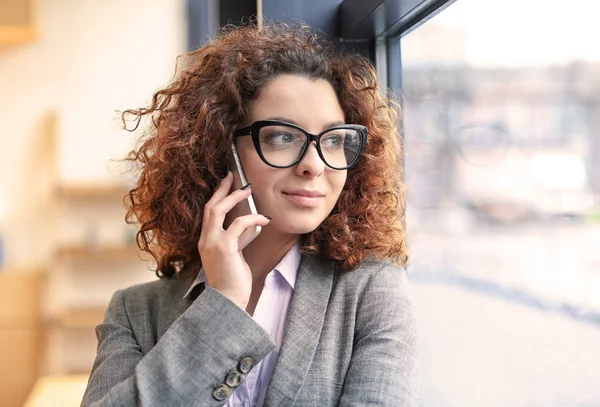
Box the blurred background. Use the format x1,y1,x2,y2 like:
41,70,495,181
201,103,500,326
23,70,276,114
1,0,598,406
0,0,186,405
402,1,600,405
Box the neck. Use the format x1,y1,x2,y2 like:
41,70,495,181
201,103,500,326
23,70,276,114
242,226,299,284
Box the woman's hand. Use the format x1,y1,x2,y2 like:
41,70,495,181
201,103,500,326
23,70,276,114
197,172,271,310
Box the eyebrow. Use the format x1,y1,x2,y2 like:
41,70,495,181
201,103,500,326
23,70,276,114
264,116,346,131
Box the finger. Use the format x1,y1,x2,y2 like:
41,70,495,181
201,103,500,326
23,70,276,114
209,171,234,203
211,184,254,216
202,172,234,224
203,186,254,235
225,213,271,239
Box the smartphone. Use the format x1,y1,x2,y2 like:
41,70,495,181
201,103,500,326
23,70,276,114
224,142,262,250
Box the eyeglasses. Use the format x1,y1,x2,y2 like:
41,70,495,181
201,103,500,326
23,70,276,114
233,120,368,170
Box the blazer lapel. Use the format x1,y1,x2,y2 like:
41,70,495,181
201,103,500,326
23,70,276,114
263,254,334,406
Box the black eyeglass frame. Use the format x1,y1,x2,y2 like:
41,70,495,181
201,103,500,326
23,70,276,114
232,120,368,170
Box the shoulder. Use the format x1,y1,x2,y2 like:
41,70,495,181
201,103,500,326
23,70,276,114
326,257,412,318
120,278,170,300
104,277,191,329
335,258,416,335
333,257,408,294
114,277,185,311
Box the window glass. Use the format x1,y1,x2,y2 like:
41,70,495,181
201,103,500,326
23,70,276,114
401,1,600,405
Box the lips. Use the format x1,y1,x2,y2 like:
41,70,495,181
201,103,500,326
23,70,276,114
284,189,324,198
283,190,324,207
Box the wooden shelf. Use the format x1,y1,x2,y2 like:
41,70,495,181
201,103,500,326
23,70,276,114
56,245,139,261
24,374,90,407
55,183,131,200
0,0,38,46
0,25,38,45
0,270,44,325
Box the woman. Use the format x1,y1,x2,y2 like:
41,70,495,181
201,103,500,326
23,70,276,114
82,23,418,407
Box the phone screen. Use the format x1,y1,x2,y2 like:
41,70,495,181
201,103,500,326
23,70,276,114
224,142,261,249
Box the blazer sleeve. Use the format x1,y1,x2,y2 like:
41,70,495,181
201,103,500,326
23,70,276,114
81,286,275,407
338,264,419,406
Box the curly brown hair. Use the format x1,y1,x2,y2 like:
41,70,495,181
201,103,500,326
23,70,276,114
123,22,408,279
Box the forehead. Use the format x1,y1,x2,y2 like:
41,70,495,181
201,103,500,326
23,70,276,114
248,74,345,131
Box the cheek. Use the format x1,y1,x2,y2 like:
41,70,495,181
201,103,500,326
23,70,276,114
332,171,347,195
238,146,264,180
235,137,254,154
327,172,347,206
244,166,282,209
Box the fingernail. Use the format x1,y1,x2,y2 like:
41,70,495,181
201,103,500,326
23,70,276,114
241,183,252,190
263,215,272,221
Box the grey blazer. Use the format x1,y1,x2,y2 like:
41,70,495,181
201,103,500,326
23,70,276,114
81,255,418,406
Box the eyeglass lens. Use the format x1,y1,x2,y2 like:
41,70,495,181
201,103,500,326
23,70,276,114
257,124,363,168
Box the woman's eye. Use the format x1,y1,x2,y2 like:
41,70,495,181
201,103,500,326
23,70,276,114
264,132,297,144
321,133,344,148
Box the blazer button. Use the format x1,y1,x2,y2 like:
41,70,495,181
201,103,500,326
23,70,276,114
238,357,254,374
225,371,242,388
212,384,230,401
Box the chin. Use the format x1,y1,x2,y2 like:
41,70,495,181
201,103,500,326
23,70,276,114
276,217,324,235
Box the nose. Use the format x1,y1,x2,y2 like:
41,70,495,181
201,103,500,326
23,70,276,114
295,142,325,178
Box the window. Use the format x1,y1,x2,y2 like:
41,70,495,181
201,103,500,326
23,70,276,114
400,0,600,405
